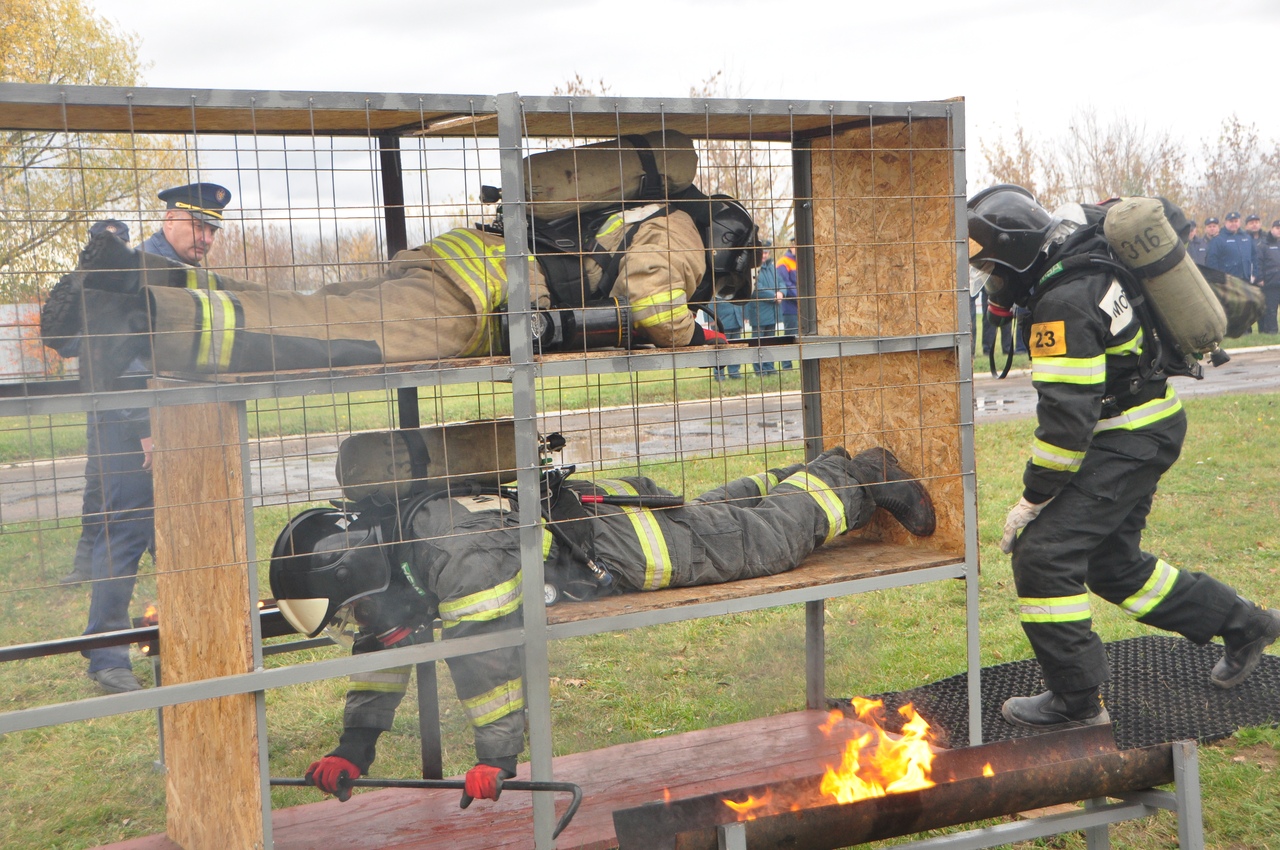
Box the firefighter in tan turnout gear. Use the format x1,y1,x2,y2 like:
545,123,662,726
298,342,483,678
968,184,1280,732
268,447,936,804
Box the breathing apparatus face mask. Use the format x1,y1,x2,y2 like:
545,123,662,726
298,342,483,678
322,589,421,649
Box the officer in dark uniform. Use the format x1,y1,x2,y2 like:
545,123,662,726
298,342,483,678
968,185,1280,731
269,447,936,803
76,184,231,693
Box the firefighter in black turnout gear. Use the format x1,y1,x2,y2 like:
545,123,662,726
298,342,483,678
270,447,935,803
968,185,1280,731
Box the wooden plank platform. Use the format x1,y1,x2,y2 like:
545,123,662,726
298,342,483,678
96,709,874,850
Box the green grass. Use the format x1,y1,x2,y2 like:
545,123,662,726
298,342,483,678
2,393,1279,847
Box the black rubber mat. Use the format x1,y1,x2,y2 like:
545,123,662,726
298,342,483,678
833,635,1280,750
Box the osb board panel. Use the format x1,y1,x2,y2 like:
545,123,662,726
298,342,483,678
547,536,958,626
152,400,263,850
817,350,964,556
808,117,958,340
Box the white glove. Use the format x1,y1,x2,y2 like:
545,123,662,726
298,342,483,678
1000,496,1051,554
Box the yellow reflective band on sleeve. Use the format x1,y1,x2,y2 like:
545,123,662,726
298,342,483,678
461,678,525,728
348,666,411,694
192,289,237,371
1019,594,1091,623
594,213,625,239
438,574,522,629
182,268,221,290
1121,559,1179,618
1030,437,1086,472
1094,384,1183,433
595,479,672,590
1031,354,1106,385
1105,328,1143,357
631,289,686,330
542,523,553,559
429,230,508,356
783,471,847,543
750,471,779,497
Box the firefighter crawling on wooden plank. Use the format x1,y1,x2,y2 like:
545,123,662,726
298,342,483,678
267,446,936,804
38,131,757,391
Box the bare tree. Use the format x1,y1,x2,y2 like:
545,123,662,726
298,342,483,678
206,223,388,291
1192,115,1280,222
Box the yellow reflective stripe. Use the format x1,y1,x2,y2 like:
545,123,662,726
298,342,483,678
632,289,686,330
192,289,236,371
438,574,522,629
596,479,672,590
542,523,553,559
1030,437,1086,472
783,471,846,543
635,306,684,330
750,471,779,497
461,679,524,728
348,666,411,694
1095,385,1183,433
1032,354,1107,385
1020,594,1091,623
595,213,625,239
431,230,505,311
1105,328,1143,356
1122,559,1178,618
182,268,221,290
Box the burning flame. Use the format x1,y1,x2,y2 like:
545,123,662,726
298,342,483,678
982,762,994,777
818,700,937,804
723,789,773,820
140,604,159,626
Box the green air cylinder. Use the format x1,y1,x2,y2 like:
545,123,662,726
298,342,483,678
1103,197,1227,357
524,130,698,221
336,419,518,502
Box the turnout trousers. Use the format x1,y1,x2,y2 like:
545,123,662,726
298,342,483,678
1011,411,1239,693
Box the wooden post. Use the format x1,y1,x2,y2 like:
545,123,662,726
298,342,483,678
151,396,267,850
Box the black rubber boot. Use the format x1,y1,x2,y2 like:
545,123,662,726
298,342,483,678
40,273,86,356
1211,599,1280,689
79,231,194,293
848,447,936,537
78,289,152,392
1001,688,1111,731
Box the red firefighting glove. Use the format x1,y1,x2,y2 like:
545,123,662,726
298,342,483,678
305,756,361,802
460,763,514,806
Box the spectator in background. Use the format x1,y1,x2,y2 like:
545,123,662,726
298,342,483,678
709,294,744,380
751,242,783,376
1206,211,1255,284
776,241,799,370
79,182,231,694
1188,220,1210,267
1203,216,1221,244
1245,213,1264,245
1257,219,1280,335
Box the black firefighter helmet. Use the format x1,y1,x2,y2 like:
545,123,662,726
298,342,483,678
967,184,1057,307
269,508,393,639
689,195,761,306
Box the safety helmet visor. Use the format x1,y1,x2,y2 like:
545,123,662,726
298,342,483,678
968,260,1010,299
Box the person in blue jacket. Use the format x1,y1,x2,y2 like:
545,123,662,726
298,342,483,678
1205,211,1256,283
751,243,783,375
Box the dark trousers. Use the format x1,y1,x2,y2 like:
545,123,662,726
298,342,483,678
1010,413,1237,693
82,414,154,673
73,415,106,573
1261,285,1280,334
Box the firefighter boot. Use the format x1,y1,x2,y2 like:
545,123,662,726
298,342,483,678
848,447,936,537
1210,599,1280,689
40,273,87,356
79,231,195,294
78,289,152,393
1001,688,1110,731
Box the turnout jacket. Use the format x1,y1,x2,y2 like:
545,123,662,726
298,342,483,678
328,450,874,773
1021,214,1183,504
147,212,703,374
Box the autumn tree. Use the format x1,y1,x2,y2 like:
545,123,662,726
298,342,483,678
206,222,387,291
1,0,182,301
1192,115,1280,223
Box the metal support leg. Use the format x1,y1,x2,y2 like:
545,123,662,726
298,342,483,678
717,821,748,850
1173,741,1204,849
1084,798,1111,850
150,655,165,772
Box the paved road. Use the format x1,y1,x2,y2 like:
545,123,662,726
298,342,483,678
5,347,1279,526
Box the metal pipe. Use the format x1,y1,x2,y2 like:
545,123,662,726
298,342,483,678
613,727,1176,850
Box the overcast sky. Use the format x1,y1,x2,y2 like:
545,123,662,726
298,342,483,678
86,0,1280,184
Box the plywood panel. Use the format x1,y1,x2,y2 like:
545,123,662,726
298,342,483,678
152,400,264,850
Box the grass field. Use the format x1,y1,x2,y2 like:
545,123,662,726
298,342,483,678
1,386,1279,847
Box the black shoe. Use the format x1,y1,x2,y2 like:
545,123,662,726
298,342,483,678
39,273,86,357
78,231,144,293
1001,690,1110,731
848,447,936,537
1212,604,1280,689
89,667,142,694
59,565,93,585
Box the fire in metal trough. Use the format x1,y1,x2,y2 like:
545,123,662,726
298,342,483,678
613,725,1202,850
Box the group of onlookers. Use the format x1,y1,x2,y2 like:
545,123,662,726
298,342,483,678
706,240,799,379
1189,212,1280,335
